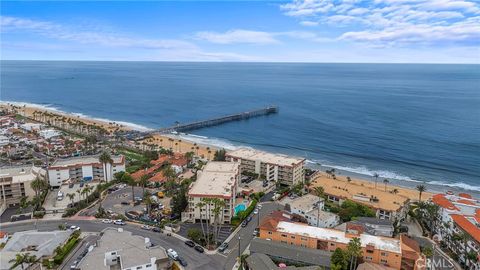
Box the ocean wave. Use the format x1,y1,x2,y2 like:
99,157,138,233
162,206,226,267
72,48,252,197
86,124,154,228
1,100,153,132
167,133,239,150
427,181,480,192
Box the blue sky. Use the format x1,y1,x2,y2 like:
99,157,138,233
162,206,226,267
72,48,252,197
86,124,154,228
1,1,479,63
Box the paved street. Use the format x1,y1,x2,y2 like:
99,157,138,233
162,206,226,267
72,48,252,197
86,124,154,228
1,219,224,270
222,201,284,270
0,199,284,270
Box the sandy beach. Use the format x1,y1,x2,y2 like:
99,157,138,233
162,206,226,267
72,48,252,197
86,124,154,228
311,171,434,203
1,102,219,160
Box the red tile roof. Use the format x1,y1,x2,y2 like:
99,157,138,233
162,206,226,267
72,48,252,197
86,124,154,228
0,231,7,238
451,214,480,243
458,193,472,199
131,164,161,180
259,211,292,231
457,199,475,206
148,172,166,183
432,194,459,211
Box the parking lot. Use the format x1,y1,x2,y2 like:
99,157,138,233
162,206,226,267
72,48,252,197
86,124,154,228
82,185,171,218
44,182,99,212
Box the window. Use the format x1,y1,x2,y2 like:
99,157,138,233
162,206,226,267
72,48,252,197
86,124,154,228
146,264,151,267
381,259,388,264
136,267,142,270
281,234,287,237
290,235,295,239
268,231,272,235
381,252,388,256
365,256,372,261
330,243,335,246
301,237,307,241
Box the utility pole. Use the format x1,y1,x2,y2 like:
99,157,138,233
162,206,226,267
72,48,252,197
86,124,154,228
238,236,241,259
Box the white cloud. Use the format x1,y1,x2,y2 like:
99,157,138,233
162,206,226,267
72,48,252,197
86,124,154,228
195,29,279,44
280,0,480,47
300,20,319,26
0,16,256,61
195,29,332,44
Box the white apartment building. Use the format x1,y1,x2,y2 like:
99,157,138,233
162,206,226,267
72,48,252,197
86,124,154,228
183,161,240,224
286,194,340,228
432,192,480,270
48,155,125,187
225,148,305,186
0,166,46,214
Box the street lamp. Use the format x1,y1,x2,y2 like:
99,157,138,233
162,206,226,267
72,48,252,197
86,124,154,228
238,236,241,259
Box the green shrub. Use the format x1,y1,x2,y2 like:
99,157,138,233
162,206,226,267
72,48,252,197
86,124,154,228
53,234,80,265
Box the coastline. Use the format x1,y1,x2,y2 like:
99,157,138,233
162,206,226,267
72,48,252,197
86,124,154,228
2,101,479,199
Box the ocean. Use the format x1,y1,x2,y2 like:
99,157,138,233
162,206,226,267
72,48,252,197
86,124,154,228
1,61,479,196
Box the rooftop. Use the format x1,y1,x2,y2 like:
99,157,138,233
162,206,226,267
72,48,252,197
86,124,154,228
78,228,169,270
451,214,480,243
226,148,305,167
249,238,331,268
288,194,321,212
2,230,72,257
269,219,401,253
51,154,124,167
0,165,44,183
188,161,239,198
311,174,411,212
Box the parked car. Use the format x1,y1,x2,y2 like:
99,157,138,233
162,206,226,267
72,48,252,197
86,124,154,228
69,183,74,188
101,219,112,224
70,260,78,269
177,257,188,267
152,227,162,233
247,216,253,222
114,219,125,225
253,209,259,215
194,245,204,253
218,242,229,252
184,240,195,247
253,228,259,236
121,201,129,205
141,225,151,230
167,248,179,260
79,182,84,187
69,225,80,231
241,220,248,227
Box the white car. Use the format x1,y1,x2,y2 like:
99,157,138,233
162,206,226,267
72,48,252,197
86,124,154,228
253,209,259,215
101,219,112,224
69,225,80,231
141,225,151,230
114,220,125,225
167,248,179,260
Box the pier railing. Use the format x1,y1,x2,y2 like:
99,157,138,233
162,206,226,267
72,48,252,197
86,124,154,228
152,106,278,134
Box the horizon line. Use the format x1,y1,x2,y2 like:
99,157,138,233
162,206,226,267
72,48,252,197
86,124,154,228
1,59,479,65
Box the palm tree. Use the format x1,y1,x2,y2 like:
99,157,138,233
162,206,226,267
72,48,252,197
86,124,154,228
81,187,91,204
373,173,379,189
201,198,212,247
196,201,207,242
139,175,150,197
99,151,114,182
9,253,37,270
30,176,48,210
76,189,82,202
416,184,426,201
383,179,389,192
312,186,324,227
212,198,226,245
346,237,362,270
67,193,76,207
121,173,136,204
144,196,154,215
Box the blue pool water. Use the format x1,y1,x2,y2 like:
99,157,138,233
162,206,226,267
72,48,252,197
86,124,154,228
234,204,246,216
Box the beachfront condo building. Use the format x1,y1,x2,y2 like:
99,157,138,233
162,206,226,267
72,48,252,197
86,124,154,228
431,192,480,269
48,155,125,187
0,165,46,214
311,176,409,221
259,211,424,270
225,148,305,186
183,161,240,224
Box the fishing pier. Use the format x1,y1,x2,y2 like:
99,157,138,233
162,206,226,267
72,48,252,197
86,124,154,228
153,106,278,134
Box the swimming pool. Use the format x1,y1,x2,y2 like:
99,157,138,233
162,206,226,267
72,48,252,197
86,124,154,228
234,204,246,216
